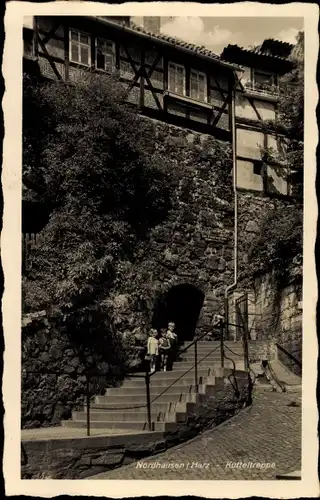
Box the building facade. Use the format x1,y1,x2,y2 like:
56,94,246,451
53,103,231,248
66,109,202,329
23,16,295,196
22,16,297,340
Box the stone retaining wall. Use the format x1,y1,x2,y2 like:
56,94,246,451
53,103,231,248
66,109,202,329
112,120,235,336
22,311,126,429
254,270,302,375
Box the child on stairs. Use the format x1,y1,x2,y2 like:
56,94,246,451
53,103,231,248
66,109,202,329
147,329,159,373
159,332,171,372
166,321,178,371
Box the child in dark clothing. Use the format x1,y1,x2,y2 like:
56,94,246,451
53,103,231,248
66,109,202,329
159,332,171,371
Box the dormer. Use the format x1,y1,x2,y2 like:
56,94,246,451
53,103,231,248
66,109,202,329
221,43,294,101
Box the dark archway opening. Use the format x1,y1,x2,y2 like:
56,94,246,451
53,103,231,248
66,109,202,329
152,284,205,342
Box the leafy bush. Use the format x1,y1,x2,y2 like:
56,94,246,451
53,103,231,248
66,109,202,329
247,205,303,284
23,74,172,316
244,32,304,284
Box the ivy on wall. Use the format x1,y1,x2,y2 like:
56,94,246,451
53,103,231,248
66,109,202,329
241,32,304,288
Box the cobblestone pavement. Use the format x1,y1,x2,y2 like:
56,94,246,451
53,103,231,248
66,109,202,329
90,389,301,480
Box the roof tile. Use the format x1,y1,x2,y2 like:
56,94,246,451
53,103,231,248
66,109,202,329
222,43,294,63
130,21,223,62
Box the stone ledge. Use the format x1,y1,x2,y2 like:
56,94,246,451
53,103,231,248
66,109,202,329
276,470,301,480
21,430,166,479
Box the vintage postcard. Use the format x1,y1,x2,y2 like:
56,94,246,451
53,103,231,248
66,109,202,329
2,1,318,497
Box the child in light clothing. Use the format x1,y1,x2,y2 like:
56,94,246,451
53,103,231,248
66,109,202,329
147,329,159,373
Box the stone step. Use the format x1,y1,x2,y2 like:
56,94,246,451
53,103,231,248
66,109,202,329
122,375,215,388
182,342,244,348
129,367,213,379
174,360,245,371
89,401,197,413
106,382,216,397
182,341,243,347
61,419,177,432
179,353,243,362
72,410,187,423
132,368,246,380
105,383,215,398
105,384,192,396
131,368,214,380
179,349,243,357
95,392,205,405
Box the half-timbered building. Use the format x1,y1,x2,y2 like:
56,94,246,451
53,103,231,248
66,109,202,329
221,40,295,194
23,15,240,141
22,15,296,273
23,16,295,195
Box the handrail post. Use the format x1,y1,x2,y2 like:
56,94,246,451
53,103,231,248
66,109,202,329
237,304,249,371
194,339,198,392
220,321,224,368
86,374,90,437
244,322,249,371
145,368,152,431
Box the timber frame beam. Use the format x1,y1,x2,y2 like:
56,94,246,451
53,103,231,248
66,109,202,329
29,17,236,136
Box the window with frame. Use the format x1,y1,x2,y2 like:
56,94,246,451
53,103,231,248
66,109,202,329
168,62,185,95
96,38,115,72
70,29,91,66
253,70,276,89
190,69,207,102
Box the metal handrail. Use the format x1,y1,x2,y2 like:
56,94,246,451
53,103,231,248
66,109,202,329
148,343,221,404
154,324,221,370
23,321,246,436
223,344,242,357
144,324,225,430
275,342,302,368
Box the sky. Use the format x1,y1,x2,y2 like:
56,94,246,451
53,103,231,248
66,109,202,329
133,17,304,54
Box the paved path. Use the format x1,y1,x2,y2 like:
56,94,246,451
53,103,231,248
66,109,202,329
90,389,301,480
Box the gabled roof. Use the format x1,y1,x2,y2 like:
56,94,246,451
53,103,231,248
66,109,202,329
130,21,222,62
222,43,293,62
258,38,294,58
221,43,295,74
93,17,242,72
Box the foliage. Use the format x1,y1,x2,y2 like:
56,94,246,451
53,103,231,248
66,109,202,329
23,70,233,373
247,205,303,284
243,32,304,285
23,74,173,322
259,31,304,201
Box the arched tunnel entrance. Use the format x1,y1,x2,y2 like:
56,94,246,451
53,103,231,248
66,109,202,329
152,284,205,342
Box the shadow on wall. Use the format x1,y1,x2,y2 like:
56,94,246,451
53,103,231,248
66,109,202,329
151,284,205,341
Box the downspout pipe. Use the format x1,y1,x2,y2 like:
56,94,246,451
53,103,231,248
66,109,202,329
224,76,238,340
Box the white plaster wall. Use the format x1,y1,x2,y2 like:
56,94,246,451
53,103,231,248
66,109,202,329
237,160,263,191
255,100,276,121
235,94,257,120
237,128,264,160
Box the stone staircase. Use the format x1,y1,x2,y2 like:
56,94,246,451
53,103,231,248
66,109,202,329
62,341,246,432
61,340,302,432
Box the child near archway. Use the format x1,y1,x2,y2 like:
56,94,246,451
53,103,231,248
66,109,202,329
159,332,171,371
166,322,178,371
147,329,159,373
